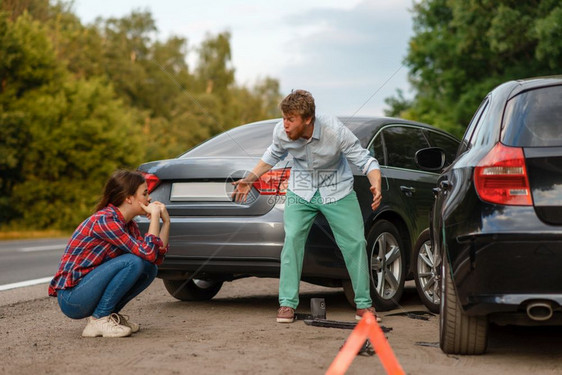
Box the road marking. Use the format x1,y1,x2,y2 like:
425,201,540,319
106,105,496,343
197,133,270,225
0,277,52,291
19,244,65,252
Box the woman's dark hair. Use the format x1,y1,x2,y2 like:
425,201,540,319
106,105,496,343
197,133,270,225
95,170,146,211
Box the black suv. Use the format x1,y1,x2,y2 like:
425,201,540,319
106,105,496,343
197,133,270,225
418,76,562,354
137,117,459,311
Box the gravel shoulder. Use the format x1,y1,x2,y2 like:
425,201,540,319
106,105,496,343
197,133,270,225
1,278,561,374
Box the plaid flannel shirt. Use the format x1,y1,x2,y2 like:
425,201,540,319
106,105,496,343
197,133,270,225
48,204,167,296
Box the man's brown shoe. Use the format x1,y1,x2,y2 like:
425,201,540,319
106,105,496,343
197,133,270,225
355,306,382,322
276,306,295,323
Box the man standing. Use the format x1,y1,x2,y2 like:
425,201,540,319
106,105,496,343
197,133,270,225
232,90,382,323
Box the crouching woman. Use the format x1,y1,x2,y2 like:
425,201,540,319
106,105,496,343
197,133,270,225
49,170,169,338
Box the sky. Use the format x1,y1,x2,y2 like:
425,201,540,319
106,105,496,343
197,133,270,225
74,0,415,117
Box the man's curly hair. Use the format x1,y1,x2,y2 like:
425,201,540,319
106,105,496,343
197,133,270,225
280,90,316,121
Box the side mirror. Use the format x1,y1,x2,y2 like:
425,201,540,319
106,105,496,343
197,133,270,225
415,147,446,171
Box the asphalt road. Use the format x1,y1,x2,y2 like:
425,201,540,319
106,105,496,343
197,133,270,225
0,237,67,288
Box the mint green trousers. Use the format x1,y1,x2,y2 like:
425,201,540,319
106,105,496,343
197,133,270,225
279,190,372,309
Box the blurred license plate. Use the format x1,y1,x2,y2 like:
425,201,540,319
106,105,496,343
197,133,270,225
170,182,233,202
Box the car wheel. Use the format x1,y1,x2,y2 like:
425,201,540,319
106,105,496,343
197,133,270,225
440,258,488,354
414,231,441,313
163,278,224,301
366,220,406,311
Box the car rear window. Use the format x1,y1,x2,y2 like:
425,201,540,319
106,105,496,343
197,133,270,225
181,117,368,158
502,85,562,147
181,120,278,158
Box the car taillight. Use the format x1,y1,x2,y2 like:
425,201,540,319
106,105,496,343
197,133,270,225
142,172,160,194
474,143,532,206
252,168,291,195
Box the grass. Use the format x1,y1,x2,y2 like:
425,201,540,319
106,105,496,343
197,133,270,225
0,229,70,240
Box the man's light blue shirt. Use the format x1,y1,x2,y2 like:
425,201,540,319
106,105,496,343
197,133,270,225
261,115,380,203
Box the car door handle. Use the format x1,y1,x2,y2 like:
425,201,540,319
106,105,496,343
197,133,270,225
400,185,416,197
432,187,441,198
439,180,452,191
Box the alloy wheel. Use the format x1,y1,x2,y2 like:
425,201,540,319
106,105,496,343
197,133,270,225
370,231,402,300
416,239,441,309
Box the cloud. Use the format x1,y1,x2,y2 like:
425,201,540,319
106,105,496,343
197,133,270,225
278,0,413,115
74,0,413,116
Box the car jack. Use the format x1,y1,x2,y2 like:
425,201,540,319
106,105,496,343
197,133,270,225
301,317,392,333
294,298,392,333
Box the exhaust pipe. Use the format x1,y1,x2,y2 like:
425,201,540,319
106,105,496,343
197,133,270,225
526,302,553,321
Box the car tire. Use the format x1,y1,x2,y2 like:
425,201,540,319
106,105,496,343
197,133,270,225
341,280,356,307
366,220,406,311
440,258,488,354
413,230,441,313
163,278,223,301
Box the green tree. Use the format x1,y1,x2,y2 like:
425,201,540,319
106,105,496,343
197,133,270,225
1,0,50,21
252,77,283,119
0,10,63,224
0,3,283,230
386,0,562,137
0,10,142,229
196,31,235,99
9,78,142,229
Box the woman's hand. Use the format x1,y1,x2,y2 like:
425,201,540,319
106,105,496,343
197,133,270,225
140,202,162,219
150,201,170,250
140,202,163,238
152,201,170,224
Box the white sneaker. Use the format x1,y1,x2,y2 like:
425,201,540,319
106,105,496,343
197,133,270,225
116,313,140,333
82,313,132,338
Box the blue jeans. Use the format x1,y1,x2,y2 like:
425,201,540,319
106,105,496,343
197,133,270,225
57,254,157,319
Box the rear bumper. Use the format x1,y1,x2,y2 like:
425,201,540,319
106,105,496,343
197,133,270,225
157,258,282,280
136,204,350,281
450,233,562,315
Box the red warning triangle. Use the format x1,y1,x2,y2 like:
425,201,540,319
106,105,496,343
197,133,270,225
326,311,405,375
